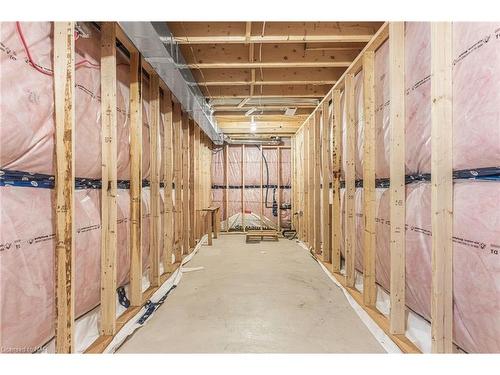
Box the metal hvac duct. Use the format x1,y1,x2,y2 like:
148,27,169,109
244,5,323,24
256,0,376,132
118,22,223,145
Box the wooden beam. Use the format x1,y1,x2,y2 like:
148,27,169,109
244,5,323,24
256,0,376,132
307,121,314,247
53,21,75,354
168,22,382,44
331,90,341,273
313,111,321,254
162,90,174,273
100,22,118,336
241,145,245,231
430,22,453,354
129,51,143,304
189,119,196,249
193,67,344,86
182,112,190,254
224,144,229,230
321,98,331,262
194,125,201,238
201,85,331,99
192,61,351,69
344,73,356,288
277,147,282,229
363,51,376,307
173,102,183,262
201,80,337,87
389,22,406,335
149,73,161,287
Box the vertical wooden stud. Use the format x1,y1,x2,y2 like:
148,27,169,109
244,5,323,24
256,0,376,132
189,120,195,249
331,90,342,273
100,22,117,335
129,51,143,303
54,21,75,353
222,143,228,231
162,90,174,273
277,147,282,230
149,73,161,287
431,22,453,353
345,73,356,288
182,112,190,254
313,112,321,254
241,145,245,231
363,51,377,307
321,99,331,262
173,102,182,262
389,21,406,334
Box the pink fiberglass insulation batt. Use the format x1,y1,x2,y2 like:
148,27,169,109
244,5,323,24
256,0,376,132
0,22,152,179
0,186,153,352
339,181,500,353
342,22,500,180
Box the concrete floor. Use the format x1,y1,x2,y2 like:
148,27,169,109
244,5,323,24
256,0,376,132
117,234,385,353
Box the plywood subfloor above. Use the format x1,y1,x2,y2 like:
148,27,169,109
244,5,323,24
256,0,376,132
117,234,385,353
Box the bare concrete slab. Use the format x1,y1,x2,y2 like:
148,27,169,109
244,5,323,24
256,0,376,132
117,235,385,353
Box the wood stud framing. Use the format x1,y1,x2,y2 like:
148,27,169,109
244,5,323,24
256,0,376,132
362,51,376,307
162,90,174,273
59,22,214,354
129,51,143,305
321,96,331,262
292,22,425,353
149,73,161,287
53,21,76,353
331,90,342,273
389,22,406,335
430,22,453,354
344,73,356,288
100,22,118,336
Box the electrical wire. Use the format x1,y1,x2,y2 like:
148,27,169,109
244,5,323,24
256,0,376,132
16,21,100,77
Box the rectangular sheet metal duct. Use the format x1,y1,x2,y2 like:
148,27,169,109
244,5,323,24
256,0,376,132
119,22,223,144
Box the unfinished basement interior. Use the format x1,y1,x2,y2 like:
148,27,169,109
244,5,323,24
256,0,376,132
1,16,499,359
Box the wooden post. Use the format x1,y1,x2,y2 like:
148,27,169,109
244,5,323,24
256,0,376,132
431,22,453,353
173,102,182,262
277,147,282,230
313,112,321,254
162,90,174,273
291,137,296,231
389,22,406,334
344,73,356,288
331,90,342,273
303,124,310,244
260,146,264,229
100,22,117,335
241,145,245,231
222,143,228,231
189,120,195,250
363,51,377,307
194,125,201,239
321,98,331,262
182,112,190,254
196,128,203,240
53,21,75,353
129,51,143,304
149,73,161,287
